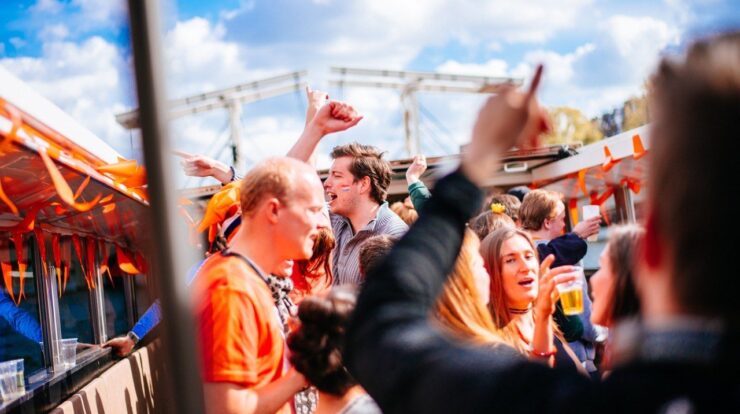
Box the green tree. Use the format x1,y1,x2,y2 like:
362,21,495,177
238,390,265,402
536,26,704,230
542,107,604,146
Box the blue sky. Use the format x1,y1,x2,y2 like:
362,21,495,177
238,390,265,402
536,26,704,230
1,0,739,184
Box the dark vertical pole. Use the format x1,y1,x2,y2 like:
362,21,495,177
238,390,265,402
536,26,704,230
125,1,204,413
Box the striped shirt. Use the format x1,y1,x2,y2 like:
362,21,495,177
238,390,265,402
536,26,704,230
331,202,408,286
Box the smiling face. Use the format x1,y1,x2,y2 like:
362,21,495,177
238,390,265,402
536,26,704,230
274,170,327,260
499,234,540,309
324,156,364,217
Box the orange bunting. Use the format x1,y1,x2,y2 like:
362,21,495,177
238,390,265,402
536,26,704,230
73,176,92,200
96,159,138,176
99,240,113,286
85,238,97,290
72,234,86,287
0,203,42,233
590,187,615,206
632,134,647,160
116,245,142,274
61,237,71,293
568,198,579,225
0,180,19,216
602,145,619,172
11,232,26,304
52,233,63,297
621,178,642,194
38,146,102,212
577,169,588,199
0,243,15,304
34,227,50,282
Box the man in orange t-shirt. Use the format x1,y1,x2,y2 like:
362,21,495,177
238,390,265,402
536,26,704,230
192,157,326,414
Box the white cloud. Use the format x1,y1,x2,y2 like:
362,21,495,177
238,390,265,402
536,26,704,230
9,38,27,49
436,59,510,77
39,24,70,42
30,0,63,14
0,36,133,156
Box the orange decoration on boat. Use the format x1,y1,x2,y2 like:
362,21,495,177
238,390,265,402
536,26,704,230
38,146,102,212
52,233,63,297
632,134,647,160
11,232,26,304
0,243,15,303
0,180,19,216
116,245,142,274
602,145,619,172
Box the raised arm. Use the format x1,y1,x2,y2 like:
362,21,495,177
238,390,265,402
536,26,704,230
286,100,363,163
345,66,590,413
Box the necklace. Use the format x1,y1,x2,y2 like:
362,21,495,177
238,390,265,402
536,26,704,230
508,307,532,315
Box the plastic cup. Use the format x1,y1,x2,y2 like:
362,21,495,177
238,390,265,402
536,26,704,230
56,338,78,370
582,205,601,242
0,359,24,401
558,267,585,315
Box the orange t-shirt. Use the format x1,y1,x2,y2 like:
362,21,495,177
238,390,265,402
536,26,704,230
191,253,290,413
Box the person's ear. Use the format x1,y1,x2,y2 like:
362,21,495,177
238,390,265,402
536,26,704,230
263,198,281,224
359,176,371,194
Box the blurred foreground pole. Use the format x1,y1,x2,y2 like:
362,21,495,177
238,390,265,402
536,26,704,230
126,1,204,413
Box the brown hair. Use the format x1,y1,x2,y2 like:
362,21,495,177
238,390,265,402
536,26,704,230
331,143,392,204
291,227,336,303
239,158,296,216
488,194,522,222
434,230,508,346
518,189,562,231
469,210,515,240
480,227,542,352
605,224,643,324
287,288,358,396
648,32,740,324
358,235,397,278
390,201,418,226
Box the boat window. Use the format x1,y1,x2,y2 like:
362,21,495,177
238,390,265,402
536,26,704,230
57,254,94,345
0,236,44,388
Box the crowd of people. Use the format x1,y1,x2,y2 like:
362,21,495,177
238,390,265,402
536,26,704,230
99,31,739,413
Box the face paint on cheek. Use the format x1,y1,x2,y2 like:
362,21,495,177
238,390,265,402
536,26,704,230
339,186,351,192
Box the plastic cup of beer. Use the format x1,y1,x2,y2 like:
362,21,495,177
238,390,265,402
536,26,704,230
57,338,78,369
558,267,585,315
582,205,601,242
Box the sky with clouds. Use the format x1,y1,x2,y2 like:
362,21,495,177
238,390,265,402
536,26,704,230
1,0,738,185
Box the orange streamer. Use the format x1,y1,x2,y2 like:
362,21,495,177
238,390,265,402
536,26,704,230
72,234,87,288
602,145,619,172
38,146,102,212
0,180,19,215
85,238,97,290
116,245,142,274
0,244,15,303
11,232,26,304
99,240,113,286
52,233,63,297
632,134,647,160
34,228,49,282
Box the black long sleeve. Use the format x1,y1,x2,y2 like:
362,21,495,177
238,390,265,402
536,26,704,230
346,169,594,414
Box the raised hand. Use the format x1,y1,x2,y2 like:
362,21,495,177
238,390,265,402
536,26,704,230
174,151,233,184
406,154,428,184
534,255,577,317
462,65,550,185
305,86,329,126
312,101,363,135
572,216,601,239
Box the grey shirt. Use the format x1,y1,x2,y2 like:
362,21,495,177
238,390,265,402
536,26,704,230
331,202,408,286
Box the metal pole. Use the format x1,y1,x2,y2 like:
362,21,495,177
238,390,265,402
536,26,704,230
88,247,107,344
227,98,243,170
126,1,204,413
33,238,62,371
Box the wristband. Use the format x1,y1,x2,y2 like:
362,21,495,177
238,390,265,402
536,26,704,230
529,346,557,358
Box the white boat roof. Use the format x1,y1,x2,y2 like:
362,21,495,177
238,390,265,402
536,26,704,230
0,64,122,164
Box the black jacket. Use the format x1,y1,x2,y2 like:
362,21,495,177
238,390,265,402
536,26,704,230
346,169,740,413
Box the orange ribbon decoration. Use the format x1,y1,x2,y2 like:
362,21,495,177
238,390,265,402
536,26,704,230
0,180,19,216
0,243,15,303
99,239,113,286
116,245,142,274
577,169,588,199
11,232,26,304
85,238,97,290
620,177,642,194
34,228,50,283
38,146,102,212
61,237,71,294
602,145,620,172
590,187,615,206
52,234,63,297
633,134,647,160
72,234,87,288
568,198,579,225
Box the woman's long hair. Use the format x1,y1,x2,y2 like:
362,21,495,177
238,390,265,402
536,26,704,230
291,227,336,304
480,227,541,352
433,229,507,346
605,224,643,324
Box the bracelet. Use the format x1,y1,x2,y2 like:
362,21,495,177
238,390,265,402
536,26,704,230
126,331,140,345
229,165,237,182
529,346,557,358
